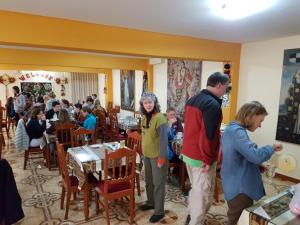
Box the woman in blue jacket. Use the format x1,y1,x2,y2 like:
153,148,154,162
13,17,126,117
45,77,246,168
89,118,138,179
82,106,96,131
26,106,46,147
221,101,282,225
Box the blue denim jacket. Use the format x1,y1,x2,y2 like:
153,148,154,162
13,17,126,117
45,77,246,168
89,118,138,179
221,122,274,201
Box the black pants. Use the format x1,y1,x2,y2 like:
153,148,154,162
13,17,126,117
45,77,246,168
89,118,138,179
227,193,253,225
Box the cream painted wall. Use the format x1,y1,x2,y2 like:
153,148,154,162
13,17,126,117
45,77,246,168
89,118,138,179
112,69,144,116
201,61,224,90
153,60,224,113
153,61,168,113
239,34,300,179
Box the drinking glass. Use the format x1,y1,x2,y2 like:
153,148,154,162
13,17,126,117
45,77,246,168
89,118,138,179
265,162,276,185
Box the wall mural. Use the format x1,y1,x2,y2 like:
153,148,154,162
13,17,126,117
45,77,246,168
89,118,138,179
21,82,52,97
276,48,300,144
120,70,135,111
167,59,202,118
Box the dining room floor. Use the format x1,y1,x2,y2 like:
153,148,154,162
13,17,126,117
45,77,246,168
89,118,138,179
2,131,295,225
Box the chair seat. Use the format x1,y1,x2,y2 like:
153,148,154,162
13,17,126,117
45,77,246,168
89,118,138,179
97,180,131,193
69,175,79,186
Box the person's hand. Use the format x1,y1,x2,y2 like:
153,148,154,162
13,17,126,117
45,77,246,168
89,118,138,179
41,114,46,121
168,117,177,127
157,157,166,168
273,143,283,152
201,163,210,173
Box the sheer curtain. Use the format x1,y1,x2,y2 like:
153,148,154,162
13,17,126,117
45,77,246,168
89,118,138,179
71,72,98,103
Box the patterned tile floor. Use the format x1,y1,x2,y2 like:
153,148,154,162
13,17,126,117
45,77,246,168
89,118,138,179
1,131,295,225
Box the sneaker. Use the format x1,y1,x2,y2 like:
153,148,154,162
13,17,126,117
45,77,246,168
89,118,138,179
185,214,191,225
140,204,154,211
149,214,164,223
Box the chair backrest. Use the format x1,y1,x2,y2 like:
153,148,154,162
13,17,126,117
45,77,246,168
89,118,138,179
107,101,113,112
56,141,72,189
126,131,142,155
71,127,95,147
112,105,120,114
103,147,136,194
108,113,119,134
55,123,76,147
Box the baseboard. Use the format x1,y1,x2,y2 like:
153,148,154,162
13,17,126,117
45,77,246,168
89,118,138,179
275,173,300,183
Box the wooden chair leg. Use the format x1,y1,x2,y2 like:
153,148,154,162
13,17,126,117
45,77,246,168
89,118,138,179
104,199,110,225
64,192,71,220
130,193,134,224
95,193,100,215
24,151,29,170
214,176,219,202
136,173,141,196
1,134,5,146
73,192,77,200
45,147,51,170
5,126,10,139
61,187,65,209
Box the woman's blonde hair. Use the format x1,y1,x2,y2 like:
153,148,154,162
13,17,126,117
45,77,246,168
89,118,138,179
235,101,268,128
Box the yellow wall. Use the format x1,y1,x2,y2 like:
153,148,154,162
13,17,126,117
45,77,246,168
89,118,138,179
0,10,241,121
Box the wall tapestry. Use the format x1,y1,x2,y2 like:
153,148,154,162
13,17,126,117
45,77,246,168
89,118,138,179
167,59,202,118
276,48,300,144
21,82,52,97
120,70,135,111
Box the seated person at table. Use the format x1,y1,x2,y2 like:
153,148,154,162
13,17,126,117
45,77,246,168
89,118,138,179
166,107,183,161
166,107,183,134
82,96,94,110
46,101,61,120
82,106,96,131
61,99,74,116
26,106,46,147
74,103,85,124
46,109,74,134
221,101,282,225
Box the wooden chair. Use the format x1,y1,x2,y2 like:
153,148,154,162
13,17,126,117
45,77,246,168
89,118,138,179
55,123,76,149
23,147,45,170
46,123,76,170
104,114,126,142
56,141,80,220
95,147,136,225
107,101,113,113
93,110,108,141
126,131,142,196
71,127,95,147
0,107,10,139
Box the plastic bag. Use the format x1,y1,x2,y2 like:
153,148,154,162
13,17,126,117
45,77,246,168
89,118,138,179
289,183,300,215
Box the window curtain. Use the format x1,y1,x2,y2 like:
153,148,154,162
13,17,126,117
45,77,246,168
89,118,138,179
70,72,98,104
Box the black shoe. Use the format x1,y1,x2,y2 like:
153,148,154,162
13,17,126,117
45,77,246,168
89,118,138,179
149,214,164,223
185,214,191,225
140,204,154,211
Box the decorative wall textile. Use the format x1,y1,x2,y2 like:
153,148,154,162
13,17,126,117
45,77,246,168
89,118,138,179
20,82,52,96
276,48,300,144
120,70,135,111
70,72,98,104
167,59,202,118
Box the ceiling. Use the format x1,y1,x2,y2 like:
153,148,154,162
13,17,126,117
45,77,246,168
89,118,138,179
1,0,300,43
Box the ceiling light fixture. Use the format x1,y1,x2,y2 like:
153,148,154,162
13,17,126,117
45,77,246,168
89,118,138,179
208,0,277,20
